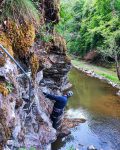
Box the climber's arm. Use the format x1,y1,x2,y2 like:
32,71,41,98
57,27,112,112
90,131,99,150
43,92,64,102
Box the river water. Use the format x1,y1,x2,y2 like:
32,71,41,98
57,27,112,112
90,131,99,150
52,68,120,150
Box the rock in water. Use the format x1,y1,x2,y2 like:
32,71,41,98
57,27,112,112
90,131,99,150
116,90,120,96
87,145,97,150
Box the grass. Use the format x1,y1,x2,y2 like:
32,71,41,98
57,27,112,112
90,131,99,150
1,0,40,26
72,59,120,84
99,73,118,82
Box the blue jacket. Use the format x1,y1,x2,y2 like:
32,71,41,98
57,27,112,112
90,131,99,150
45,93,68,109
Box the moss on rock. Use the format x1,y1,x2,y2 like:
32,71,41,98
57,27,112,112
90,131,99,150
30,53,40,79
0,31,14,66
5,20,35,58
0,83,9,97
49,33,67,53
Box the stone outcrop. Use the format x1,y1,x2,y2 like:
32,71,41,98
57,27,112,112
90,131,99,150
84,50,100,62
44,0,60,24
0,0,85,149
41,33,72,93
0,57,56,149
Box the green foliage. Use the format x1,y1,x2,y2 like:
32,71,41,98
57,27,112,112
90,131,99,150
38,32,53,43
0,0,40,26
67,145,75,150
98,35,120,58
100,73,118,82
6,82,14,93
56,0,120,57
36,24,53,42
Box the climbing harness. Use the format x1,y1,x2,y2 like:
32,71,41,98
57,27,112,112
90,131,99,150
0,44,32,102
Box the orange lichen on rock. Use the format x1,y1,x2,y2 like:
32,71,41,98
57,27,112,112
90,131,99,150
0,31,14,66
5,20,19,43
0,83,9,97
5,20,35,58
30,53,40,79
15,23,35,58
0,55,6,67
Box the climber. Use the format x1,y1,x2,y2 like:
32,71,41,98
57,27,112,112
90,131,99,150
43,91,73,130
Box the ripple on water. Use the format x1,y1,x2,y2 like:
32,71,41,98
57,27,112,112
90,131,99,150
52,68,120,150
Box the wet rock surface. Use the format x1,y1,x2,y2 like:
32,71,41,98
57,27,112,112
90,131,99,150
116,90,120,96
87,145,97,150
62,118,86,128
57,118,86,138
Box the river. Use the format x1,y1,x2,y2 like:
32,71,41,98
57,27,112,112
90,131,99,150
52,67,120,150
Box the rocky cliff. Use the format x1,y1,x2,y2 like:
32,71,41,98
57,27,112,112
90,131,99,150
0,1,85,149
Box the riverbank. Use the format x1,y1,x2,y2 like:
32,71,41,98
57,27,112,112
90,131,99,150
71,59,120,95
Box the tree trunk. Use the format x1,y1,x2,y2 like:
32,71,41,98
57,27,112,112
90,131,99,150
116,64,120,81
115,52,120,80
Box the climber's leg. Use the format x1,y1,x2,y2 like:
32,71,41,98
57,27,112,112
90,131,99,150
50,113,63,130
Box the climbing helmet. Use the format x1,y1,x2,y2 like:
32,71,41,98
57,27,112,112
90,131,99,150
66,91,73,97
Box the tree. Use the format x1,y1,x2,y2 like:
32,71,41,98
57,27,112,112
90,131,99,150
56,0,120,80
99,36,120,80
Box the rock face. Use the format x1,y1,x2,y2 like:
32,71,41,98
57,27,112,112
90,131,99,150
44,0,60,24
87,145,97,150
0,0,85,149
84,50,99,62
41,33,72,94
0,59,56,149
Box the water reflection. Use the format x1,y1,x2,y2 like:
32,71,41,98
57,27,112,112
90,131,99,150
68,68,120,118
52,68,120,150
